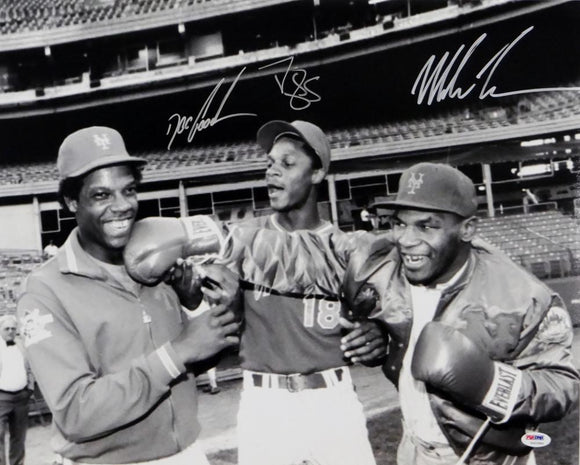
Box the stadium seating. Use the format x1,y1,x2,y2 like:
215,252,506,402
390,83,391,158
0,0,230,34
0,250,45,315
1,83,580,188
477,210,580,278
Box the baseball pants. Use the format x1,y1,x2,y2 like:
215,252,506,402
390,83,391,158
237,367,377,465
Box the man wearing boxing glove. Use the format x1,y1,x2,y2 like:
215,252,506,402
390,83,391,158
123,121,389,465
343,162,579,465
17,126,240,465
231,120,387,465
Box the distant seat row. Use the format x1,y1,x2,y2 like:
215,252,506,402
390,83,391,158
0,250,45,314
1,85,580,188
0,0,220,34
477,210,580,279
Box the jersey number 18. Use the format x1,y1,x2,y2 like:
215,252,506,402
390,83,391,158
302,297,340,330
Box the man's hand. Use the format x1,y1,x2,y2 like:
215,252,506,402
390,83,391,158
172,304,240,365
340,318,388,366
165,258,204,310
198,264,241,314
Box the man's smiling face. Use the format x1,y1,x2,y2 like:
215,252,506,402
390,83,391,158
392,209,468,286
66,165,139,264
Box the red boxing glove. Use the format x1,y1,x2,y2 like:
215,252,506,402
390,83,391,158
411,321,522,424
124,216,225,285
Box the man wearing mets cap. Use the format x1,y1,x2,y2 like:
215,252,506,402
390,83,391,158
17,126,241,464
344,162,578,464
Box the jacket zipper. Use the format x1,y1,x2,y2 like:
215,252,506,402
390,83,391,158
139,301,182,452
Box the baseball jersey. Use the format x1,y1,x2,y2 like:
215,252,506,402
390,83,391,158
226,215,351,374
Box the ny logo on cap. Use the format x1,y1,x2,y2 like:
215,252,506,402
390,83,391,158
407,172,424,195
93,134,111,151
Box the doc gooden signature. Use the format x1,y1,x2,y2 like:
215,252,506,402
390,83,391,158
166,67,257,150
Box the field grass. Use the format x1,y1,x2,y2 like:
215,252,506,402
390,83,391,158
208,405,579,465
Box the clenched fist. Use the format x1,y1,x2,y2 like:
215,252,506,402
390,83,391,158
172,304,240,365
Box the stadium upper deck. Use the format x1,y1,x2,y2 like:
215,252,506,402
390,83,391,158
0,83,578,197
0,0,298,44
0,0,568,116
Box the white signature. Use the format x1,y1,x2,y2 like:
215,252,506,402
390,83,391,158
166,67,257,150
259,56,321,110
412,26,580,106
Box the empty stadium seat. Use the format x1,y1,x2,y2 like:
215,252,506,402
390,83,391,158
0,0,226,34
0,250,45,314
477,210,579,278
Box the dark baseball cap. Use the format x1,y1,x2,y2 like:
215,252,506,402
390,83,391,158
377,163,477,217
57,126,147,179
257,120,331,174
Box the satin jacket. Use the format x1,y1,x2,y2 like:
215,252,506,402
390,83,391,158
346,240,579,463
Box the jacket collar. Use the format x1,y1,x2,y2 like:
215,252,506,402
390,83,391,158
57,228,109,281
439,250,477,296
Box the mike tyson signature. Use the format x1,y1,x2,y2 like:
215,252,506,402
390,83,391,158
166,67,257,150
412,26,580,106
259,56,321,110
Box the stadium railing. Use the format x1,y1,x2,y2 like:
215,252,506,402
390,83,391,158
0,0,515,94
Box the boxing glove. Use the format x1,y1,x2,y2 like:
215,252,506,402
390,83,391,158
341,233,393,321
164,259,205,310
124,216,225,285
412,321,522,424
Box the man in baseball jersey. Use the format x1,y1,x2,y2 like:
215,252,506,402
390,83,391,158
121,121,391,465
343,162,579,465
233,120,384,465
17,126,240,465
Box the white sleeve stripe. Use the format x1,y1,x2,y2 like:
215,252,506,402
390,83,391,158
157,345,181,379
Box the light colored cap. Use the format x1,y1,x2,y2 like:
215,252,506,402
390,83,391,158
57,126,146,179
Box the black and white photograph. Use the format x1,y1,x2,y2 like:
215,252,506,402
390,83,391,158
0,1,578,464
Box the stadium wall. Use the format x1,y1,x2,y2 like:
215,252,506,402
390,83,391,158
0,202,41,250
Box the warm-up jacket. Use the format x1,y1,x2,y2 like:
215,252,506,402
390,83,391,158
351,241,579,463
17,229,199,464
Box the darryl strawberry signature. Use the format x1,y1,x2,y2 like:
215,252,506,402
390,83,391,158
259,56,321,110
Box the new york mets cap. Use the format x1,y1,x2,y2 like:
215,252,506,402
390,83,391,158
57,126,147,180
377,162,478,218
257,120,331,173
